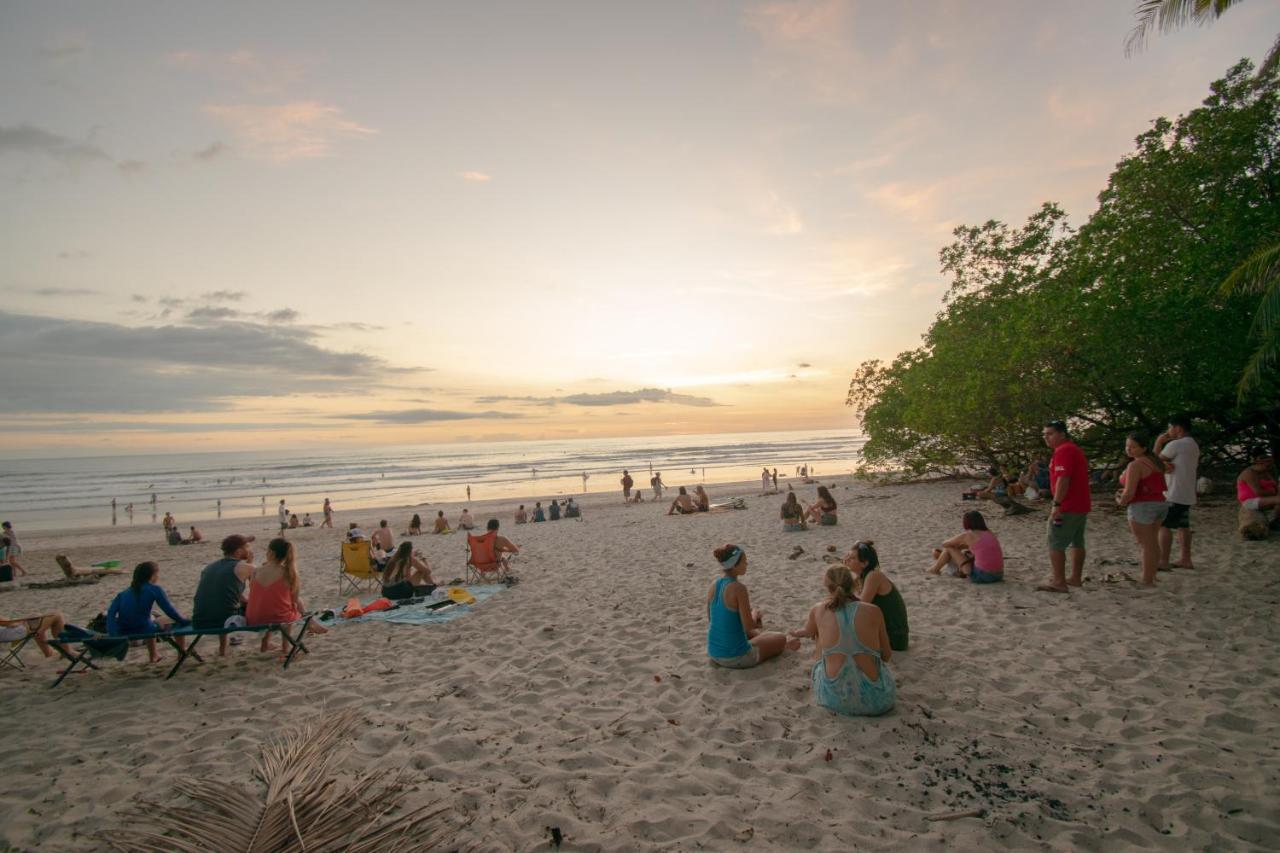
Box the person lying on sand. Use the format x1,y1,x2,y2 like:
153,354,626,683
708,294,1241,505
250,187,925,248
0,611,68,658
668,486,698,515
107,561,189,663
55,555,125,579
706,544,799,669
926,511,1003,583
789,564,895,717
433,511,451,534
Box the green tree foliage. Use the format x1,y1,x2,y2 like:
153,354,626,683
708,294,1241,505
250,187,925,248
848,60,1280,474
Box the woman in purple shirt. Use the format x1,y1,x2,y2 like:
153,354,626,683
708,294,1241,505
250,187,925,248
106,561,189,662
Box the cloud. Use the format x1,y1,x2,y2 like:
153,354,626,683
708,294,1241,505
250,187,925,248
8,286,100,297
202,289,246,302
186,306,241,322
131,294,148,303
204,101,376,160
458,170,492,182
0,124,111,166
798,362,812,368
0,310,391,413
193,141,230,161
332,408,523,424
164,50,305,95
476,388,720,408
744,0,862,102
265,308,300,322
157,296,183,308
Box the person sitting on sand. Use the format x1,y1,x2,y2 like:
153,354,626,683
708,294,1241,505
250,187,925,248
1116,432,1169,587
975,466,1009,501
107,561,189,662
630,489,644,504
379,542,436,601
564,497,581,519
55,555,125,580
846,540,909,651
433,511,451,534
805,486,838,525
245,538,328,650
669,486,699,515
0,610,68,658
346,523,367,542
548,500,561,521
515,505,528,524
1236,448,1280,539
789,564,895,716
532,501,546,522
780,493,807,531
191,534,256,656
408,513,423,535
189,526,204,543
302,513,313,527
927,510,1004,583
458,508,476,531
288,513,300,529
705,544,799,668
372,520,394,552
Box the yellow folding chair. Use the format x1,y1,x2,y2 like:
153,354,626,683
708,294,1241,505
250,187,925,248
339,541,382,595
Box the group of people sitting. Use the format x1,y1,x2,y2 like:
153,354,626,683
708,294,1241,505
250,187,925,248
514,498,580,523
706,539,909,717
348,516,519,599
668,485,710,514
779,487,838,531
162,513,203,546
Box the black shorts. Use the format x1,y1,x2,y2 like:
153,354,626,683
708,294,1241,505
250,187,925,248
1163,502,1191,530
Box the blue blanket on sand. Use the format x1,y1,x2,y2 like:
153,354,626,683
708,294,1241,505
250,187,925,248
333,584,507,626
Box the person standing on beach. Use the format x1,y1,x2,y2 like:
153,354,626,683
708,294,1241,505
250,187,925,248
621,470,634,501
761,468,772,495
1155,416,1199,571
1040,420,1090,593
321,498,334,528
772,468,778,491
652,472,665,499
277,499,289,534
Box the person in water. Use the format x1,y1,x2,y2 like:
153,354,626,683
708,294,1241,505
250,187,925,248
705,544,799,668
106,561,189,663
927,510,1004,583
245,538,328,651
846,540,909,651
790,564,895,716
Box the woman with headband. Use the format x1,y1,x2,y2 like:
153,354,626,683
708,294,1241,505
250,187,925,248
706,544,799,668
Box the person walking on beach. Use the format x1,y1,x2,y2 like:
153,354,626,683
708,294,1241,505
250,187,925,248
651,472,665,499
321,498,334,528
706,544,799,669
1040,420,1090,593
277,499,289,534
621,470,634,501
1155,416,1199,571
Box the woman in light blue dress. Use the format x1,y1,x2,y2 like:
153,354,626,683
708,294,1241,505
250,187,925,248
790,564,896,716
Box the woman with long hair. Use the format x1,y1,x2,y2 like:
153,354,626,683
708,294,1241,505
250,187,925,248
381,542,436,600
106,561,189,662
789,564,895,716
246,538,328,650
805,486,838,525
780,492,807,531
408,514,423,535
846,540,909,650
1116,432,1169,586
927,510,1004,583
705,544,798,669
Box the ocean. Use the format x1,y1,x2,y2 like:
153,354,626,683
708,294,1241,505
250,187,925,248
0,429,865,532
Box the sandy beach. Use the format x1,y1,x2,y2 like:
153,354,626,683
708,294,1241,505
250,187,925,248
1,475,1277,851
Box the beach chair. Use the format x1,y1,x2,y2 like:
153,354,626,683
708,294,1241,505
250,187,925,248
1,632,33,671
465,531,512,584
339,541,382,595
50,617,314,687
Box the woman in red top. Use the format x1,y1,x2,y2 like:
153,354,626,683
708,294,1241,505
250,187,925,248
246,538,328,651
1116,433,1169,587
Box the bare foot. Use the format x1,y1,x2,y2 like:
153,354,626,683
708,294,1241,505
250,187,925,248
785,637,802,651
308,623,329,635
1176,562,1195,570
1036,583,1070,593
1066,578,1083,587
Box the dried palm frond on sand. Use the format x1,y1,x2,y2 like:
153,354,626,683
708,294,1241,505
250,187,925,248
109,708,457,852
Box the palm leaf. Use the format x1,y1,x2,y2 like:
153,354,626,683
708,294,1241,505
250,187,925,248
107,709,458,852
1221,242,1280,398
1125,0,1242,56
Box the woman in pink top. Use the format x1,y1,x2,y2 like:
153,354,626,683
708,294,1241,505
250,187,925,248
927,511,1003,583
246,538,328,651
1116,433,1169,587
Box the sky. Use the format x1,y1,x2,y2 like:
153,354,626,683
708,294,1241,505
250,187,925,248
2,1,1278,456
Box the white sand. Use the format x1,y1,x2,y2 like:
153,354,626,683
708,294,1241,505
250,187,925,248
1,477,1277,850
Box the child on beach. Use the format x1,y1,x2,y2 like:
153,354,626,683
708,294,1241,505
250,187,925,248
706,544,799,668
789,564,896,717
927,510,1004,583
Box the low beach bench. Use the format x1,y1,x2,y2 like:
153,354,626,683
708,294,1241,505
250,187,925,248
50,615,314,688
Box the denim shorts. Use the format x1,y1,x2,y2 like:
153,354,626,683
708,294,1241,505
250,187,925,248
1127,501,1169,525
969,568,1004,584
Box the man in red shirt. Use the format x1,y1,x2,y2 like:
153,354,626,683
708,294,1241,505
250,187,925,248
1040,420,1090,593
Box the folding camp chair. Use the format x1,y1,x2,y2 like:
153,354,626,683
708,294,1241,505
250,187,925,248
1,632,33,671
465,531,512,584
339,540,382,595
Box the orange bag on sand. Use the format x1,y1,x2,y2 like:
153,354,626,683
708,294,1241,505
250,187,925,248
341,598,364,619
361,598,393,614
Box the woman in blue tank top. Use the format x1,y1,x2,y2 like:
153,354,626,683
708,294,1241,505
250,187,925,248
706,544,799,669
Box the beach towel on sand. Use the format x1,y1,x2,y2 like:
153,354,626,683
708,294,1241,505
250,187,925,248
330,584,505,626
